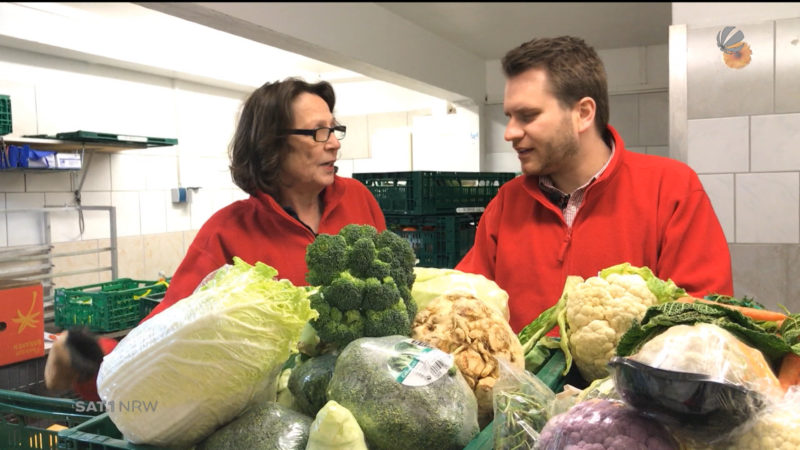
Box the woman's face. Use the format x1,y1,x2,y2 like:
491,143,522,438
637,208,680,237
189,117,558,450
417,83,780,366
280,92,341,194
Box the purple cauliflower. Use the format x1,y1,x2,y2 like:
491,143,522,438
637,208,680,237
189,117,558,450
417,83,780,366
538,399,679,450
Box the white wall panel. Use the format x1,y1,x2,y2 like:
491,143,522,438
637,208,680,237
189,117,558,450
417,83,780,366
775,18,800,113
687,22,774,119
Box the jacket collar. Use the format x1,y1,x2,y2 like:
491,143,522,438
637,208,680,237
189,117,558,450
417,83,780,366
522,125,626,202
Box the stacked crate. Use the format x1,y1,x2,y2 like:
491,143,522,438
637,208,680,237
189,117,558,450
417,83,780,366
353,171,516,268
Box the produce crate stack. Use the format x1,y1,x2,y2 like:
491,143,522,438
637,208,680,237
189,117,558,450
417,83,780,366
54,278,169,333
353,171,516,268
0,94,11,136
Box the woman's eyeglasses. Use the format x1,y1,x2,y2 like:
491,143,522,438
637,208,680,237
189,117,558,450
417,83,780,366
284,125,346,142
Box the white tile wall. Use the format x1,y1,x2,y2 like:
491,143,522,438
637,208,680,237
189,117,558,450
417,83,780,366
24,171,72,192
735,172,799,243
638,93,668,145
698,174,735,242
608,95,639,145
109,154,148,191
110,191,141,238
80,153,112,192
0,173,25,192
139,190,168,235
6,192,45,246
750,113,800,171
688,117,749,173
79,191,114,241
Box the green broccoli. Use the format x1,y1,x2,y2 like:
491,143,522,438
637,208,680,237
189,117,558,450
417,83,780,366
305,224,418,350
305,234,347,286
364,299,410,337
321,271,364,311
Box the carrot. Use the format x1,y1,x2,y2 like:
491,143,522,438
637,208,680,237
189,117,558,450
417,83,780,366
777,351,800,391
675,296,788,324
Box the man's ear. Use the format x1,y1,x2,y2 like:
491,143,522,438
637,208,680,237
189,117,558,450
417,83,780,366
574,97,596,134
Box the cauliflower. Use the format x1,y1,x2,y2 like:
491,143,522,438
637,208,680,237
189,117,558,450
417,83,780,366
411,291,524,427
567,273,658,381
538,398,679,450
517,263,684,383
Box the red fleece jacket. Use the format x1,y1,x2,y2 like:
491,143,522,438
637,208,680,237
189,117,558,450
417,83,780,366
77,176,385,399
456,126,733,333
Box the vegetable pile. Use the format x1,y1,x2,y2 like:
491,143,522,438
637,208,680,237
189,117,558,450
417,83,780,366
95,250,800,450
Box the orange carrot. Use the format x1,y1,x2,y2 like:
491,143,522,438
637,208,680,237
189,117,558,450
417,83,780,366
675,296,788,324
777,351,800,392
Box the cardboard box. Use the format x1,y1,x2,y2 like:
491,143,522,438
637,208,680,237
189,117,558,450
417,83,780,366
0,280,45,366
56,153,82,170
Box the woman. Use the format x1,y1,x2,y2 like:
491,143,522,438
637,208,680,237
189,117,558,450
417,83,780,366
45,77,386,399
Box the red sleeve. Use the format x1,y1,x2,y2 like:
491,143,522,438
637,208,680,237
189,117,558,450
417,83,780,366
655,187,734,297
71,337,118,401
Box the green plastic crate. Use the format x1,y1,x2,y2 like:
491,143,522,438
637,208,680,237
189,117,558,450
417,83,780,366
354,171,516,215
0,94,11,136
57,413,161,450
463,349,568,450
386,213,479,268
0,389,98,450
54,279,169,333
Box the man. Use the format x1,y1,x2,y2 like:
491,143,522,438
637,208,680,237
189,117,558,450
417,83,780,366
456,36,733,333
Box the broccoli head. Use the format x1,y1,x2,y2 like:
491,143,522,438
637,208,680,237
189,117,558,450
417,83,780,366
305,234,347,286
310,291,365,350
305,224,419,350
321,271,364,311
364,299,411,337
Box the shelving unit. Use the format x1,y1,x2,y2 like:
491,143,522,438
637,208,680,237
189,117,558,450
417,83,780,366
0,133,177,324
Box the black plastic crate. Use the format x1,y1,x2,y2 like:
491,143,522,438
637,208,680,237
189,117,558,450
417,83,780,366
354,171,515,215
386,213,480,268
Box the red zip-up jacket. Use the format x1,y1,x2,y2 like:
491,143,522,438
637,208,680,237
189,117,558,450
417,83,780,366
75,176,385,400
456,126,733,333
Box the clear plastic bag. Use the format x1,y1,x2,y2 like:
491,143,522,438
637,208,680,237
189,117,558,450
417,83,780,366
492,358,556,450
197,401,311,450
610,323,783,446
718,386,800,450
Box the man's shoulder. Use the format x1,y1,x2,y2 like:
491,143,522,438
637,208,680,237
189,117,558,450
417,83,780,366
622,150,696,176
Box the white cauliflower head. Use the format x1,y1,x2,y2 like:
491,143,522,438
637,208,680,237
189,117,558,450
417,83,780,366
566,273,658,381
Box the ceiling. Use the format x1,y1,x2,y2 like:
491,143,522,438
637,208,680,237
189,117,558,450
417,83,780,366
4,2,672,96
376,2,672,59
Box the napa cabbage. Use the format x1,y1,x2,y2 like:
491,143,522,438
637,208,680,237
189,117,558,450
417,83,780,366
96,258,318,448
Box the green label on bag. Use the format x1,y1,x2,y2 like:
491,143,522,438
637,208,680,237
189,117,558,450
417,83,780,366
390,339,453,387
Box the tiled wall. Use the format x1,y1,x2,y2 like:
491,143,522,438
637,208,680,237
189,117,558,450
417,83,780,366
680,18,800,312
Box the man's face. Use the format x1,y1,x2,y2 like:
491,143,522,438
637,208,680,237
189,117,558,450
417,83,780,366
503,68,580,177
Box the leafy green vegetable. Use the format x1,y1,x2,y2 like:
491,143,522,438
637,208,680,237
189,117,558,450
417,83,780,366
197,402,312,450
616,301,791,363
305,224,418,350
96,258,318,447
704,293,767,310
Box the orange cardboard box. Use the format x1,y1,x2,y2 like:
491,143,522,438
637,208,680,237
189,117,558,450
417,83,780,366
0,280,45,366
